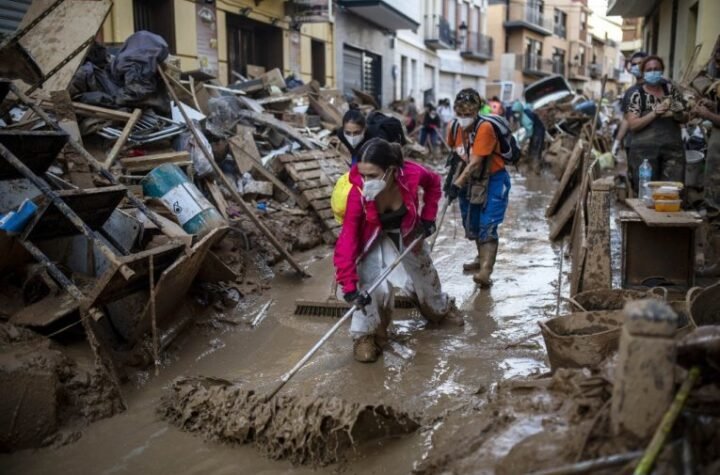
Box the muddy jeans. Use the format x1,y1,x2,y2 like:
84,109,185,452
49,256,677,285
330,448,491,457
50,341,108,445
627,117,685,194
338,235,451,339
459,169,511,241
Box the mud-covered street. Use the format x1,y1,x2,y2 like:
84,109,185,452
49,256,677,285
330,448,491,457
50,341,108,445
0,171,566,474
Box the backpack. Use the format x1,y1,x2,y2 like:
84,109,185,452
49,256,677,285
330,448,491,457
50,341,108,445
330,172,357,224
450,114,521,166
366,112,407,145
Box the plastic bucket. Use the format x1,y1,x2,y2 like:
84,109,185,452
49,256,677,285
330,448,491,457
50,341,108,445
142,163,225,236
685,150,704,187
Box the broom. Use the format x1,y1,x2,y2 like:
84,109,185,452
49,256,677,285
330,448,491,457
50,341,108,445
294,279,416,317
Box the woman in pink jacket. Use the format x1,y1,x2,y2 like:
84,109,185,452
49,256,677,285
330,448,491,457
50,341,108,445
334,138,464,363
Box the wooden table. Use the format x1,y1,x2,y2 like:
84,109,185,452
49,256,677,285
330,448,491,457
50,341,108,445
619,199,703,290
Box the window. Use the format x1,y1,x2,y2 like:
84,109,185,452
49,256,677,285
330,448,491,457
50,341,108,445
525,38,542,71
553,9,566,38
578,45,586,65
552,47,565,75
133,0,175,52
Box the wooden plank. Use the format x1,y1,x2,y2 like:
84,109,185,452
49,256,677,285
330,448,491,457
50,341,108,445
11,292,78,328
237,110,316,149
50,90,94,188
196,251,239,283
302,186,334,201
308,95,342,127
228,132,308,208
131,228,227,340
104,108,142,169
316,208,335,220
120,151,191,172
546,139,584,217
581,180,612,291
260,68,286,89
71,102,134,121
236,95,265,114
18,0,112,94
204,179,229,219
228,132,258,174
549,185,581,241
289,160,321,172
625,199,703,228
311,198,332,211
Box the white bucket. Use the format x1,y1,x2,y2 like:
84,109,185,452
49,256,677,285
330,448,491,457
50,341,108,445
685,150,704,187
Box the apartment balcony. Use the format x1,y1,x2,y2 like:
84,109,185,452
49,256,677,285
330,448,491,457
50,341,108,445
504,4,553,37
460,32,493,62
337,0,420,31
610,67,622,81
521,54,553,77
424,15,454,50
569,63,590,81
589,63,602,79
551,60,566,76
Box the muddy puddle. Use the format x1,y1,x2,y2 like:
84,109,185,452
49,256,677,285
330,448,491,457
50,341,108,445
0,171,569,474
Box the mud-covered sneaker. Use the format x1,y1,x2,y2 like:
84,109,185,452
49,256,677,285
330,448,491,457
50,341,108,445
462,257,481,272
353,335,380,363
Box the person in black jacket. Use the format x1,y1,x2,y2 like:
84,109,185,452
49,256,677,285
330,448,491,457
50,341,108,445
336,104,368,165
419,103,442,156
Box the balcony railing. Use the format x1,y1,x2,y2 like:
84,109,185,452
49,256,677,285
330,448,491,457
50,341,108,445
521,54,553,76
552,59,566,76
589,63,602,79
505,4,553,36
424,15,454,50
460,32,493,61
570,63,589,79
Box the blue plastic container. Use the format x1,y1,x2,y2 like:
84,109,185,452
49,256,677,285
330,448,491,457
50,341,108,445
141,163,225,236
0,199,38,235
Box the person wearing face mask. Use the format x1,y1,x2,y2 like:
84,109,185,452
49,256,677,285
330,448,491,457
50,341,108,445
419,103,442,155
626,55,689,193
445,89,511,287
333,138,464,363
612,51,648,159
336,105,368,165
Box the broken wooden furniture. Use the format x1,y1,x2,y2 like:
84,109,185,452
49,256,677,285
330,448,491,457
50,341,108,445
278,150,347,241
620,199,703,292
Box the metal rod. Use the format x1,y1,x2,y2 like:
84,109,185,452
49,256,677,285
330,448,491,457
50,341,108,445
158,66,309,277
529,450,643,475
429,199,450,252
8,84,173,235
556,237,565,317
265,236,424,401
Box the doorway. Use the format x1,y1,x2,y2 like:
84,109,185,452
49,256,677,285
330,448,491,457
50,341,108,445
311,39,326,86
133,0,175,52
226,13,283,81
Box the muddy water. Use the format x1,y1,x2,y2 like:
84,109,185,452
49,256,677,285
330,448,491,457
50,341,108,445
0,172,567,474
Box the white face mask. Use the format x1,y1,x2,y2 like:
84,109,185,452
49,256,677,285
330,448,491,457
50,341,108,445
344,132,364,148
457,117,474,128
362,171,388,201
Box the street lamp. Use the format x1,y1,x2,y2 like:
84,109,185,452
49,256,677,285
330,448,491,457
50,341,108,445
458,21,467,50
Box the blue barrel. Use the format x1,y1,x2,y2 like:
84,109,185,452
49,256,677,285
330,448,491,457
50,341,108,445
141,164,225,236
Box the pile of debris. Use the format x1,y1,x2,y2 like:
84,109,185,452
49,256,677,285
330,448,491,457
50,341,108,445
0,2,405,450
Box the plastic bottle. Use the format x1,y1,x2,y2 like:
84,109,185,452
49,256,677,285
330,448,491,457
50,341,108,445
639,159,652,204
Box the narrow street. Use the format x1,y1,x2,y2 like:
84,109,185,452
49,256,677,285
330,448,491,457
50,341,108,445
0,171,565,474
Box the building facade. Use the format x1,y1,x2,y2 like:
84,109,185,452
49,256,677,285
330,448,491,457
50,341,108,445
608,0,720,81
100,0,335,87
395,0,492,105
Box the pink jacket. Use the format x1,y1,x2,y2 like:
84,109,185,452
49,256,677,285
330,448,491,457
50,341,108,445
333,160,442,294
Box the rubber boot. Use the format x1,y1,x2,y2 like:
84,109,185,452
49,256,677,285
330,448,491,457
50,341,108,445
463,240,483,272
473,240,499,288
440,298,465,326
353,335,380,363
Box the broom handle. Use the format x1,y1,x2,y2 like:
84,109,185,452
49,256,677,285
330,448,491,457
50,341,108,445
266,235,425,400
429,199,450,252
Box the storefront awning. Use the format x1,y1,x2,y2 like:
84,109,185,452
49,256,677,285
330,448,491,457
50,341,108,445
338,0,419,31
607,0,659,17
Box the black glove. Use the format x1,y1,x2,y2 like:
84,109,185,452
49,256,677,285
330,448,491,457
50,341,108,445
446,184,461,203
420,219,436,238
343,290,372,308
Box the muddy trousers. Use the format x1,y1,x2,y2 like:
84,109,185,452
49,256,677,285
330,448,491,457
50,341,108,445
339,236,451,340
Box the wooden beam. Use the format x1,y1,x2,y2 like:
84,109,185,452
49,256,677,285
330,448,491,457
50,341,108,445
237,109,316,150
119,151,191,173
104,108,142,169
